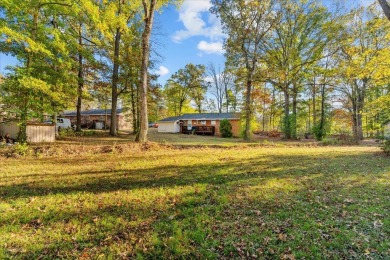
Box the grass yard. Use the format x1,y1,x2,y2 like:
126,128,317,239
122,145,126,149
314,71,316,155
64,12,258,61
0,137,389,258
55,128,249,147
55,128,315,148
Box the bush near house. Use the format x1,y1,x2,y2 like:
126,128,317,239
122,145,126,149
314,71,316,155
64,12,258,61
220,119,232,138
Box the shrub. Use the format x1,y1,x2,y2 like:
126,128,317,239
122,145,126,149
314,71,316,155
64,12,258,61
322,136,358,146
59,127,76,137
59,128,107,137
220,119,233,138
281,114,296,139
13,143,31,157
312,121,330,141
382,140,390,155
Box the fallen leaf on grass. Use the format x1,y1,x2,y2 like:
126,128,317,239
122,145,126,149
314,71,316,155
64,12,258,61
278,233,287,242
373,220,383,228
281,254,295,260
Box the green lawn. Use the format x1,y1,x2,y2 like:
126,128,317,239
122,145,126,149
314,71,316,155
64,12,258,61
0,137,389,258
55,128,316,147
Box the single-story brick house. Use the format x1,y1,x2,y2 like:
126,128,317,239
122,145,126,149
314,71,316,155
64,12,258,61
61,108,132,131
158,113,241,137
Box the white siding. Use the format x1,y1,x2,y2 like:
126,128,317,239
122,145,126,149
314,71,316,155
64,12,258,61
0,122,55,143
158,121,180,133
173,121,180,132
26,125,55,143
0,122,19,139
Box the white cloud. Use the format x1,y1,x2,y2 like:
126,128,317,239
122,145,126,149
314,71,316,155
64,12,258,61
197,41,225,55
172,0,225,43
156,66,169,76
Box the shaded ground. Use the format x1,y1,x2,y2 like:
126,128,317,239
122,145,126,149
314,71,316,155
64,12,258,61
0,143,389,258
55,128,315,147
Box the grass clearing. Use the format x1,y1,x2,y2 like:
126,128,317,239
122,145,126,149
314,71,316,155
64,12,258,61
0,133,389,258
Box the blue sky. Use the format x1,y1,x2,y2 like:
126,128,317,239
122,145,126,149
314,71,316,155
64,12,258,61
0,0,227,86
0,0,376,87
153,0,376,85
153,0,226,86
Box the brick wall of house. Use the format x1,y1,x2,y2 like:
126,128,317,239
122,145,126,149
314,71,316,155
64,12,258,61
215,119,240,137
230,120,241,137
186,119,240,137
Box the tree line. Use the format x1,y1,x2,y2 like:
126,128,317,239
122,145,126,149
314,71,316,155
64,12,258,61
0,0,173,143
0,0,389,142
163,0,389,141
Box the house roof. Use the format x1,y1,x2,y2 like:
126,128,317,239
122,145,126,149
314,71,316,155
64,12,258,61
159,113,240,122
62,108,124,116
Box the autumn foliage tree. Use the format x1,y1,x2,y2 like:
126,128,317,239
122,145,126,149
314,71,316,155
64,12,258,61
337,5,390,140
211,0,276,140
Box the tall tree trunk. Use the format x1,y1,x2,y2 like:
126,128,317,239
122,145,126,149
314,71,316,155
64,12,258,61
319,84,326,139
19,11,38,142
292,92,297,139
312,78,316,128
197,102,202,113
378,0,390,20
262,84,266,132
351,81,365,141
104,105,107,130
130,81,137,134
18,97,29,142
243,75,252,140
137,0,156,143
308,101,311,133
352,112,363,141
352,100,364,141
270,87,275,130
136,82,140,132
283,89,291,139
225,88,229,113
53,112,59,137
356,104,364,141
76,25,83,132
109,27,121,136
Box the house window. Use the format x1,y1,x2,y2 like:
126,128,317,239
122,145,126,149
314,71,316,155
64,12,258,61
211,120,216,126
193,121,197,125
200,120,206,125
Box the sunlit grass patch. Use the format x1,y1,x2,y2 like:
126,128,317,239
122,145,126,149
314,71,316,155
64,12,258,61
0,145,389,258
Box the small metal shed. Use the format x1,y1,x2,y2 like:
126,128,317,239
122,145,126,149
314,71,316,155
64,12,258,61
0,121,56,143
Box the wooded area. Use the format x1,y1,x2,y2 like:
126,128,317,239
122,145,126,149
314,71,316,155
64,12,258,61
0,0,389,143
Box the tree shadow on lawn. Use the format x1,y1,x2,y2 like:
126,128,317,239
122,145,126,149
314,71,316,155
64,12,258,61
2,175,389,258
1,150,388,200
1,151,389,258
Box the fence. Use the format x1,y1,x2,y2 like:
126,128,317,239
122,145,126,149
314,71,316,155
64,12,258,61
0,121,55,143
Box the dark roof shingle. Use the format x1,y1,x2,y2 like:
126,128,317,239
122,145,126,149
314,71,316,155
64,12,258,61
62,108,123,116
159,113,240,122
